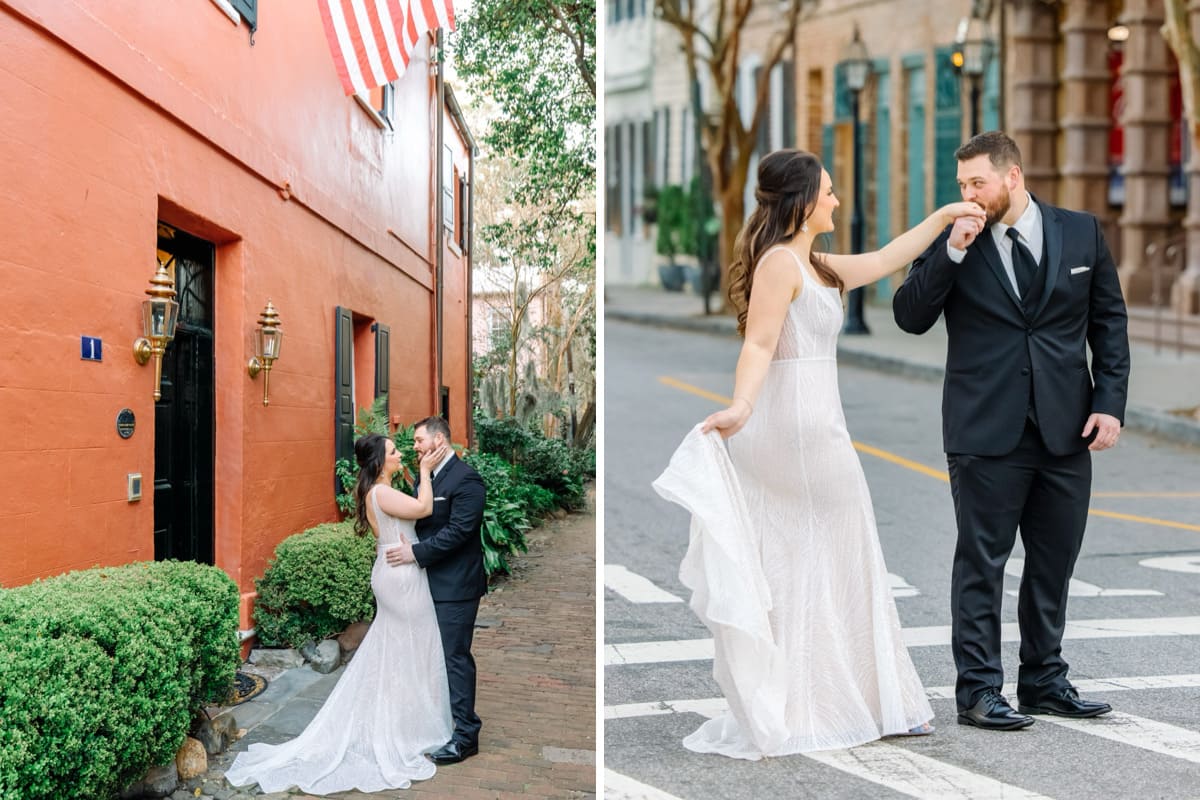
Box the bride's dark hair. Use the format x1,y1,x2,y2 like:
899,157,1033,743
727,149,844,336
353,434,389,537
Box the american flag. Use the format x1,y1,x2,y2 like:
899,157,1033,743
317,0,456,96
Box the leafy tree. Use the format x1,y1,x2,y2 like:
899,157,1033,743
453,0,596,435
657,0,808,295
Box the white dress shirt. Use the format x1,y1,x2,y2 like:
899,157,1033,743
431,451,455,481
947,192,1043,295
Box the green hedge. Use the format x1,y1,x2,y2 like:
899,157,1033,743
252,522,377,648
473,414,593,511
0,561,240,800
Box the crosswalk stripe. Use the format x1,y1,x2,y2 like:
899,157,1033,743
608,700,1052,799
922,674,1200,700
1034,711,1200,765
604,768,688,800
606,675,1200,718
604,564,684,604
1004,557,1162,597
605,616,1200,666
805,744,1054,799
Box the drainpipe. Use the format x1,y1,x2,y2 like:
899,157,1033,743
444,84,479,447
435,29,446,417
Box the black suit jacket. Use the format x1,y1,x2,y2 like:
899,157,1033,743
411,454,487,602
893,200,1130,457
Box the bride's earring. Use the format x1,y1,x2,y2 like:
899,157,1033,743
801,222,809,233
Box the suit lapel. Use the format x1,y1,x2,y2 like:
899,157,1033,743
975,231,1023,313
432,454,457,492
1030,202,1063,321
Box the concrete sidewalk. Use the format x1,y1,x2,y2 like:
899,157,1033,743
605,284,1200,446
201,496,596,800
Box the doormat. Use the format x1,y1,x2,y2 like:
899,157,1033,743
228,670,268,706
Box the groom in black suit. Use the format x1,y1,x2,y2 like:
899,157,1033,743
386,415,487,762
894,131,1129,730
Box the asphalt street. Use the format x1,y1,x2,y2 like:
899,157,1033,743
603,318,1200,800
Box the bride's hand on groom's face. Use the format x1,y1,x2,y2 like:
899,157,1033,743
419,444,447,471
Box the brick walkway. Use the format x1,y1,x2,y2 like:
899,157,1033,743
209,493,596,800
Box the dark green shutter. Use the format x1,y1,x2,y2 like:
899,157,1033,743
334,306,354,491
228,0,256,32
373,322,390,420
934,47,963,207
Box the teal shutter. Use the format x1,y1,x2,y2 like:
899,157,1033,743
874,65,891,251
933,47,963,208
834,63,850,122
905,62,926,228
873,65,892,295
983,58,1000,132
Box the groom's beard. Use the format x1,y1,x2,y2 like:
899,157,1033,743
982,193,1011,227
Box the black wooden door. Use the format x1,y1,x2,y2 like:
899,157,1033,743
153,225,215,564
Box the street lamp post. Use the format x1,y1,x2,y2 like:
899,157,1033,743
842,27,871,335
955,13,995,137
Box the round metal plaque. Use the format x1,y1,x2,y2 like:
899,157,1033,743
116,408,136,439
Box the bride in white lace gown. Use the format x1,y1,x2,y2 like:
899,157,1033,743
226,434,453,793
655,150,986,759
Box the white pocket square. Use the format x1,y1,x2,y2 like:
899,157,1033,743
1070,266,1091,275
434,497,447,502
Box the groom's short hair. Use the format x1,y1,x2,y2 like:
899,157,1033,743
414,415,451,440
955,130,1023,172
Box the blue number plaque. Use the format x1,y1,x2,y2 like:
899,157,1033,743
81,336,103,362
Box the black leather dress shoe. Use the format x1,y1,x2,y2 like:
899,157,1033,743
957,690,1035,730
1018,687,1112,718
427,740,479,764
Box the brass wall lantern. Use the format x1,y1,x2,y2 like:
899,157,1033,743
247,300,282,406
132,261,180,401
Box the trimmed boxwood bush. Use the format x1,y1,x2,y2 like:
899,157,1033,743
0,560,239,800
252,522,377,648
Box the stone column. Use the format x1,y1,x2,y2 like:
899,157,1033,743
1059,0,1113,223
1171,0,1200,314
1008,0,1060,200
1118,0,1174,303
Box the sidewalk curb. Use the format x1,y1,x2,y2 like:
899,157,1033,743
609,309,1200,447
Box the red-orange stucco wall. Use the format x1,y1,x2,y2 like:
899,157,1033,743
0,1,474,626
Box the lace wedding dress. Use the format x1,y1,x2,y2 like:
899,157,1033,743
225,487,453,793
654,247,933,760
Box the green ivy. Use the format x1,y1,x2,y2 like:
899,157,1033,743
0,561,239,800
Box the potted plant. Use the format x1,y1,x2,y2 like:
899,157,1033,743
656,184,688,291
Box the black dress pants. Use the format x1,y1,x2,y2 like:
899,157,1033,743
947,421,1092,710
434,598,482,746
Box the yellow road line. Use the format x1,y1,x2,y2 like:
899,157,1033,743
658,374,1200,533
657,376,732,406
1089,510,1200,532
1092,492,1200,499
